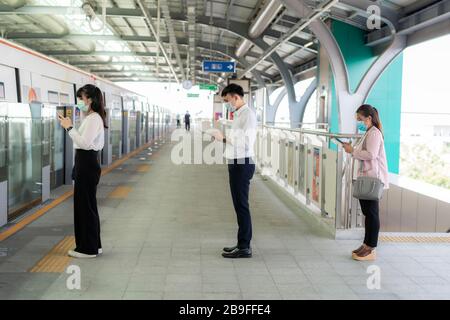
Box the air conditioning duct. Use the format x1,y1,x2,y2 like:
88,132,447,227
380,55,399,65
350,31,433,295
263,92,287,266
235,0,283,57
235,39,253,57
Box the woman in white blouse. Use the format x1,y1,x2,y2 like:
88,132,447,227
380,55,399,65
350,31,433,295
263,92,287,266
59,84,106,258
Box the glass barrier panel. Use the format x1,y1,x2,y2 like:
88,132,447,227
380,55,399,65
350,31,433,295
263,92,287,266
287,141,295,187
7,103,42,216
278,138,285,180
297,143,307,196
323,148,338,218
309,145,322,206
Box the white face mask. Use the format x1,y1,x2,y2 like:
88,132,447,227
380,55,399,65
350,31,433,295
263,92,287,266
76,101,89,112
223,102,236,112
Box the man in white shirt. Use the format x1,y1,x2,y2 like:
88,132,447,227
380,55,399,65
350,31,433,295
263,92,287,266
213,84,256,258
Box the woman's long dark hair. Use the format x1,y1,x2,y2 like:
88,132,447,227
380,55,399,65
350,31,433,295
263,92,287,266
76,84,108,128
356,104,382,134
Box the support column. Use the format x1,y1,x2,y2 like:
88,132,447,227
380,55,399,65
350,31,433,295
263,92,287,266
281,0,407,133
291,78,318,127
266,87,287,125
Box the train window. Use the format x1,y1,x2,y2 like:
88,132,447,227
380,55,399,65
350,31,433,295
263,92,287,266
48,91,59,104
60,93,69,104
0,82,5,100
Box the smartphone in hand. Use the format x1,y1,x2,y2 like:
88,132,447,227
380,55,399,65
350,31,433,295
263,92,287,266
334,137,349,145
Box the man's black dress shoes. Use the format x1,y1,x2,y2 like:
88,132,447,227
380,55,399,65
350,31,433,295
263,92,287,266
221,247,252,258
223,245,238,253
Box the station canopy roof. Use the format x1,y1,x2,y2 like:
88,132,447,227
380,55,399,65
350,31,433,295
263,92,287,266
0,0,446,88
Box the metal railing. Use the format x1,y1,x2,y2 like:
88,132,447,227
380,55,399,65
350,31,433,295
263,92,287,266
264,121,329,130
254,124,365,230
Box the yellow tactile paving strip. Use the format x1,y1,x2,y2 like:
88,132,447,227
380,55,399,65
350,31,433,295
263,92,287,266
0,140,156,242
29,236,75,273
108,186,133,199
0,190,74,242
136,164,150,173
380,235,450,243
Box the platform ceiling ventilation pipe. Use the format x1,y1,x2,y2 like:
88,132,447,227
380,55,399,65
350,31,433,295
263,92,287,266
235,0,284,58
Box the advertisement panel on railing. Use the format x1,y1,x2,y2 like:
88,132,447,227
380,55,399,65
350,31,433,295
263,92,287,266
288,141,294,187
312,147,321,203
297,143,306,195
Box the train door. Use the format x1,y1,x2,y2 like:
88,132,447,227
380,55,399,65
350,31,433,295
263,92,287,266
111,102,122,161
140,103,146,146
129,109,137,152
136,107,143,148
155,106,160,141
46,105,65,190
144,104,149,143
150,105,155,142
41,105,52,202
54,105,80,186
122,109,128,155
122,98,133,155
101,92,112,166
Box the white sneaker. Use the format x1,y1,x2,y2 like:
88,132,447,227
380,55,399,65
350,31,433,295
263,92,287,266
68,250,97,259
98,248,103,254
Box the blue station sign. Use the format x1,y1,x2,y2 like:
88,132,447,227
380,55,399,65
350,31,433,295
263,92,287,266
202,60,236,73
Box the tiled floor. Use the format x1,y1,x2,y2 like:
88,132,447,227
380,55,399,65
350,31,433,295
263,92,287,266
1,132,450,300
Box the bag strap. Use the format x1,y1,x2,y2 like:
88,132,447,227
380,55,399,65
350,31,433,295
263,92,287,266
357,131,368,175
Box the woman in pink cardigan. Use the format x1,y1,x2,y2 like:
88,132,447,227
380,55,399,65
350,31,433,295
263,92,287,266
343,105,389,261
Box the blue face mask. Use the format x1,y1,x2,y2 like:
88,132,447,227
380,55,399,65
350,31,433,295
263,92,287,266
357,120,367,132
76,101,89,112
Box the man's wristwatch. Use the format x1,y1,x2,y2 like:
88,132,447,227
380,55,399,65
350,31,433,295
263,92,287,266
66,126,73,132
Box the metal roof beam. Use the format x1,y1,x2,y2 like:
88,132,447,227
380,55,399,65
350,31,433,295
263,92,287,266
6,33,262,59
160,0,186,80
186,0,196,83
366,0,450,46
136,0,179,83
263,29,317,54
238,0,337,78
271,58,317,83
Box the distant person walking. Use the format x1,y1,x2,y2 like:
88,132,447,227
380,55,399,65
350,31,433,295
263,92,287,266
184,111,191,131
176,114,181,128
343,104,389,261
165,113,170,132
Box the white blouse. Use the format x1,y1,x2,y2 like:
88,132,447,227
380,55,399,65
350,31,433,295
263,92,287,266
68,112,105,151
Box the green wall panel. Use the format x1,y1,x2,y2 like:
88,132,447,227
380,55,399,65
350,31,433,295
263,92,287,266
329,20,403,174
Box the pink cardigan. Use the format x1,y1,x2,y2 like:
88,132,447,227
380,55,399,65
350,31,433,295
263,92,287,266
352,126,389,189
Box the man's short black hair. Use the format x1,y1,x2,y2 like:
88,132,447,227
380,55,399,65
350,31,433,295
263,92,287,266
221,83,244,97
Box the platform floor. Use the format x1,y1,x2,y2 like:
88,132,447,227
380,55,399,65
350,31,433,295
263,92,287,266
1,133,450,300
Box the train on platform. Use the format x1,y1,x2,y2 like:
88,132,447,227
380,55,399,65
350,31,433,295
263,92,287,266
0,39,170,226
